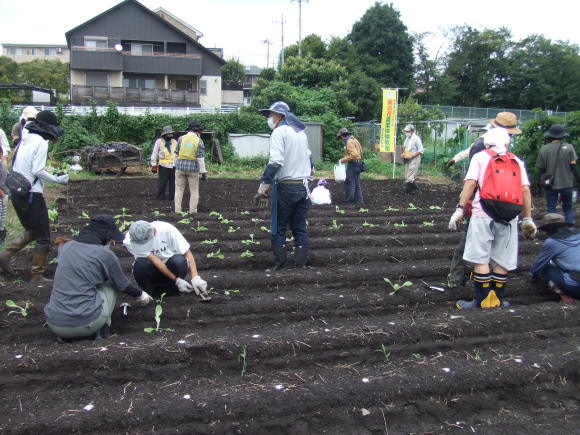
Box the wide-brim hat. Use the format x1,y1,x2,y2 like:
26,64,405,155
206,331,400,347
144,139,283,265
259,101,290,117
21,106,38,120
127,220,155,257
161,125,174,136
336,127,351,138
544,124,568,139
537,213,573,230
490,112,522,135
187,120,203,131
89,215,125,242
403,124,415,132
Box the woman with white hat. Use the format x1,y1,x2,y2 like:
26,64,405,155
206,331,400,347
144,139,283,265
150,125,177,200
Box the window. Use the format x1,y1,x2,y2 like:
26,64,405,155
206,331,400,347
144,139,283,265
131,43,153,56
84,37,108,51
200,80,207,96
123,76,156,89
86,71,108,87
44,48,56,56
31,48,36,55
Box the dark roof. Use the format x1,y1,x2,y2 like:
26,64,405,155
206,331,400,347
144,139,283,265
244,65,263,76
64,0,225,65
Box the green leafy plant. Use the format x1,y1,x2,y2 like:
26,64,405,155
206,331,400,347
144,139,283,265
385,206,399,212
194,222,208,232
143,303,172,333
358,208,369,213
177,211,190,217
362,221,377,228
422,221,434,227
178,217,193,224
219,217,233,225
260,226,270,232
49,258,58,265
48,208,59,224
429,205,442,210
335,206,345,215
5,300,30,317
79,210,90,220
200,239,218,245
70,229,80,236
118,220,134,232
207,249,225,260
407,203,421,211
285,236,294,242
153,210,166,217
240,210,250,215
330,219,343,230
241,234,260,245
238,344,248,376
251,218,264,223
114,207,132,219
383,278,413,295
375,344,390,360
224,289,241,296
228,226,240,233
240,250,254,258
393,221,407,228
209,211,223,220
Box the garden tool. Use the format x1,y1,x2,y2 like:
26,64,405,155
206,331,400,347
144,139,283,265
254,193,269,209
420,280,445,293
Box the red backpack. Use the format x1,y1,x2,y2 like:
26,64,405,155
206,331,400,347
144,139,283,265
479,149,523,224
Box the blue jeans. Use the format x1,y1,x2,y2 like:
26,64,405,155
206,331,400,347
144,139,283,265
545,187,574,223
272,183,310,247
539,263,580,300
345,161,364,203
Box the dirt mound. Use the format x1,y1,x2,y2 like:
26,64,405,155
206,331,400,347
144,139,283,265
1,178,578,434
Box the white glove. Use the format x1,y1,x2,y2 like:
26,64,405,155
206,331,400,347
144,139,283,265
448,207,464,231
521,217,537,240
257,183,270,197
175,277,193,293
197,157,207,174
57,174,69,184
191,276,208,297
135,290,153,306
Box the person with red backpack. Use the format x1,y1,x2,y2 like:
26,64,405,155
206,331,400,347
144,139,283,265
448,128,537,309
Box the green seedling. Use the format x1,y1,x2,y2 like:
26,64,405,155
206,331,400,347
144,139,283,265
385,206,400,212
260,226,270,232
152,210,166,217
114,208,132,219
194,222,208,232
12,278,24,284
412,353,422,359
48,208,59,224
119,220,134,232
241,234,260,245
5,300,30,317
407,203,421,211
224,289,241,296
393,221,407,228
143,303,172,333
157,292,167,305
200,239,218,245
362,221,377,228
49,258,58,265
422,221,434,227
251,218,264,223
429,205,442,210
228,226,240,233
330,219,343,230
70,229,80,236
358,208,369,213
238,344,248,376
79,210,90,220
207,249,225,260
240,210,250,215
219,217,233,225
178,217,192,224
335,206,345,215
208,211,221,217
384,278,413,295
375,344,391,360
285,236,294,242
240,250,254,258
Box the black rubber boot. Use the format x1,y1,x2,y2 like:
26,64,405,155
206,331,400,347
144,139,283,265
95,324,110,340
294,246,308,268
0,229,7,244
405,182,413,194
272,246,287,270
411,181,421,194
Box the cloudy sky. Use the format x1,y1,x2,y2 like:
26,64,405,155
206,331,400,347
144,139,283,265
1,0,579,67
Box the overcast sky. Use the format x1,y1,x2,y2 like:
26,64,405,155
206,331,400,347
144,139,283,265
1,0,579,67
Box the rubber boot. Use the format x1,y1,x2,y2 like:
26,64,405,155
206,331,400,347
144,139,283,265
30,247,52,283
272,246,287,270
0,230,33,276
94,324,110,340
411,181,421,194
456,272,497,309
0,229,7,244
491,272,511,307
405,182,413,194
294,246,308,268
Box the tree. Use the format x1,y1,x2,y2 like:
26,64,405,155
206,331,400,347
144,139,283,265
221,58,246,83
282,34,327,62
325,37,359,73
347,2,414,88
17,60,69,94
0,56,18,82
340,71,381,121
259,68,278,81
279,56,347,88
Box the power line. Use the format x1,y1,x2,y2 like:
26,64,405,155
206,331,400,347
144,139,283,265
261,39,272,68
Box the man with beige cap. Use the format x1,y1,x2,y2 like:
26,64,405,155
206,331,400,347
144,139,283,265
401,124,423,194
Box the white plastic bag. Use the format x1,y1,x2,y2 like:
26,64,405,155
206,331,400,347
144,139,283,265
334,162,346,183
310,186,332,205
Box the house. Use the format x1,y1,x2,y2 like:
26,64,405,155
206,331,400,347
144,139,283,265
2,43,70,63
65,0,225,108
243,65,262,105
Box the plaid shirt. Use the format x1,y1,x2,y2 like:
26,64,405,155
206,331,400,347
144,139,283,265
174,137,205,172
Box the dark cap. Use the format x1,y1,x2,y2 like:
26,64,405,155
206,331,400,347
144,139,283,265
89,215,125,242
187,120,203,131
544,124,568,139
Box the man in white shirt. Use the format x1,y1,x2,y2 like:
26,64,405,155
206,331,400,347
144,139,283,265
401,124,423,194
124,220,209,301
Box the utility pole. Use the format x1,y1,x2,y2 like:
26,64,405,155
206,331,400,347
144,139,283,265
273,14,286,67
262,39,272,68
291,0,308,56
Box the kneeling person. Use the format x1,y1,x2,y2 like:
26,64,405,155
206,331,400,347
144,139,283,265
124,220,209,299
44,216,153,342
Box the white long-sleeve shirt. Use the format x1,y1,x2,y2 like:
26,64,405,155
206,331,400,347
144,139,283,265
150,138,176,168
0,128,9,156
13,132,50,194
269,124,312,182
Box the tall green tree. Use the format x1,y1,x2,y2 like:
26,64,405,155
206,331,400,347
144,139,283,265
221,58,246,83
279,56,347,88
282,34,327,62
17,59,69,93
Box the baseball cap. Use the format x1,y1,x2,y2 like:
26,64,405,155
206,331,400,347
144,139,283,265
127,220,155,257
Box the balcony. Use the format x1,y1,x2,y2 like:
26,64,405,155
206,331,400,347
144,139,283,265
72,85,200,106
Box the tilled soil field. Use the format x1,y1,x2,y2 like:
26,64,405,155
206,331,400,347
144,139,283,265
0,177,578,434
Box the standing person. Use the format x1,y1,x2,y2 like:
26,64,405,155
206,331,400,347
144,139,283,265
530,213,580,303
401,124,423,194
0,127,10,163
445,123,492,168
255,101,312,269
0,150,8,244
338,127,364,204
150,125,177,201
11,106,38,147
0,111,68,282
536,124,579,224
174,120,207,214
44,215,153,343
124,220,209,300
448,128,537,309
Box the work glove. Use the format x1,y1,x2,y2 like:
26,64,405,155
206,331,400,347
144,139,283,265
56,174,69,184
445,159,455,168
191,275,208,297
521,217,537,240
135,290,154,306
175,277,194,293
257,183,270,198
201,173,208,182
448,207,464,231
151,165,158,174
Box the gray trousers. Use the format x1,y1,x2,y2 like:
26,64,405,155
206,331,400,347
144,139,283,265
47,284,117,339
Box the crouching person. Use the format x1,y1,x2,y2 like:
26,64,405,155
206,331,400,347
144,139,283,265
44,216,153,343
124,220,209,300
530,213,580,303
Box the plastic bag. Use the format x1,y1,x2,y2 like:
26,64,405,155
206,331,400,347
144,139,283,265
310,185,332,205
334,163,346,183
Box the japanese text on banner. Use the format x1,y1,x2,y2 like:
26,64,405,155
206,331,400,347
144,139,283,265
379,89,398,153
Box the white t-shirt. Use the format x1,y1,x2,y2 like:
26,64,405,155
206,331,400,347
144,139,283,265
124,221,190,262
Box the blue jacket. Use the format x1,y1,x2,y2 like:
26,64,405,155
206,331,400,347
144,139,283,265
530,229,580,280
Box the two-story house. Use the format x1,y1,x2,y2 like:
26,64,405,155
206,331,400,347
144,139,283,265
65,0,225,108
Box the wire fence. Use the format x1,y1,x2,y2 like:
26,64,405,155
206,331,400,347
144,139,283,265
422,105,569,122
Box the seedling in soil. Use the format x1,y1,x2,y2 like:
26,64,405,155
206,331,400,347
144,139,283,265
200,239,218,245
375,344,391,360
260,226,270,232
152,210,166,217
251,218,264,223
384,206,399,212
286,236,294,242
228,226,240,233
219,217,233,225
118,220,134,232
330,219,343,230
412,353,422,359
207,249,225,260
362,221,378,228
384,278,413,295
48,208,59,224
208,211,221,217
240,210,250,215
177,211,190,217
70,229,80,236
429,205,442,210
393,221,407,228
178,217,192,224
422,221,434,227
240,250,254,258
193,222,208,232
335,206,345,215
114,208,132,219
5,300,30,317
358,208,369,213
407,203,421,211
238,344,248,376
79,210,90,220
224,289,241,296
241,234,260,245
143,304,172,333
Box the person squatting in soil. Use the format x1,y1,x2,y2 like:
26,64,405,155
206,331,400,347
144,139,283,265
0,110,69,282
151,125,177,201
255,101,312,270
536,124,580,224
449,128,537,309
401,124,423,194
174,120,208,213
445,112,523,288
44,215,154,343
338,127,364,204
530,213,580,303
124,220,210,300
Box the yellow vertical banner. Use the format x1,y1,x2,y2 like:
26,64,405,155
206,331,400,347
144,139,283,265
379,88,398,153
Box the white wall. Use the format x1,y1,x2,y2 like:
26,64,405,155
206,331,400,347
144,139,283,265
229,134,271,158
199,75,221,110
222,89,243,105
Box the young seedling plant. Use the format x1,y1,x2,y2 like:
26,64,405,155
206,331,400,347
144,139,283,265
200,239,218,245
362,221,378,228
385,206,399,212
240,210,250,215
79,210,90,220
393,221,407,228
219,217,233,225
227,226,239,233
209,211,222,218
177,211,190,217
224,289,241,296
178,217,193,224
407,203,421,211
118,220,134,232
384,278,413,296
422,221,434,227
153,210,166,217
429,205,442,210
335,206,345,215
260,226,270,232
240,250,254,258
193,222,208,232
238,344,248,376
207,249,225,260
330,219,343,230
251,218,264,223
143,304,172,333
358,207,369,213
70,229,80,236
241,234,260,245
114,208,132,220
5,300,30,317
48,208,59,224
375,344,390,360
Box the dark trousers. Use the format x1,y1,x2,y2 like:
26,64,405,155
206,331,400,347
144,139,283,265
345,161,364,203
540,264,580,300
272,184,310,248
132,254,188,297
449,230,468,286
545,187,574,223
156,166,175,200
11,192,50,250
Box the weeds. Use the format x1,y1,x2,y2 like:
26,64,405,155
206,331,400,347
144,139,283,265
207,249,225,260
330,219,343,230
238,345,248,376
384,278,413,295
241,234,260,245
5,300,30,317
375,344,391,360
240,250,254,258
